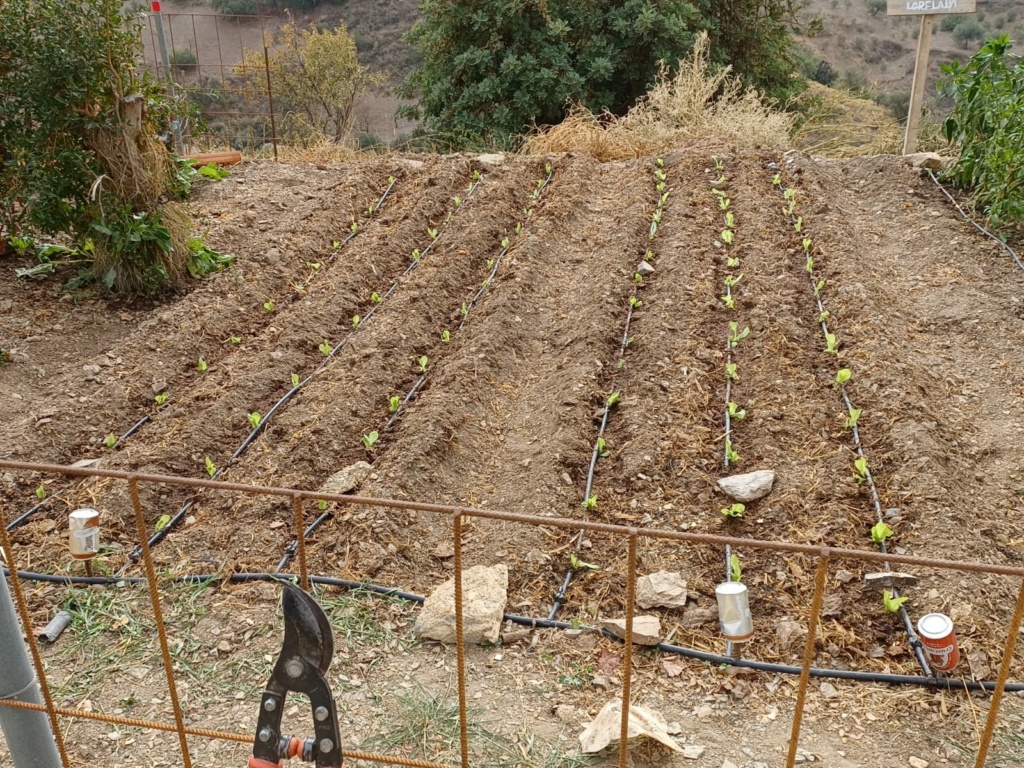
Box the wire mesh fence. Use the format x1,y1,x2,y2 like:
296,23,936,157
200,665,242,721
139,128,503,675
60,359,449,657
138,10,278,157
1,459,1023,768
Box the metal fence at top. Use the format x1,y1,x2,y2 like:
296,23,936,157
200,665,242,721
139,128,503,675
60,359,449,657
139,10,278,158
0,459,1023,768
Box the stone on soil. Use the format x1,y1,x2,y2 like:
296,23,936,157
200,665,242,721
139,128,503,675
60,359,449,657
717,470,775,502
319,461,372,495
636,571,687,609
599,615,661,646
413,564,508,644
908,758,929,768
637,260,655,277
776,619,808,653
904,152,946,171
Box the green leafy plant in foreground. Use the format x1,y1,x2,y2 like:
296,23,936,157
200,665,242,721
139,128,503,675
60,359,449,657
727,401,746,420
198,162,229,180
725,439,741,465
362,431,379,449
730,554,742,582
35,485,46,500
204,456,217,477
389,395,401,413
581,495,597,511
264,300,275,312
721,503,745,518
319,341,332,356
883,589,908,613
155,392,169,405
596,437,610,458
845,407,862,429
725,363,738,380
607,391,621,408
352,314,361,328
728,322,749,348
854,456,868,483
834,368,851,387
155,514,172,532
441,329,451,343
417,355,428,373
870,521,893,544
720,293,735,310
104,433,117,448
291,373,301,387
247,412,261,430
570,553,599,570
824,333,838,355
197,357,208,372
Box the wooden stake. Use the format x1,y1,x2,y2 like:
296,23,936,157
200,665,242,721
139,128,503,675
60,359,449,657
903,14,935,155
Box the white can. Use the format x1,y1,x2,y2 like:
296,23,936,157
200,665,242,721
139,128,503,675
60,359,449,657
68,508,100,559
716,581,753,642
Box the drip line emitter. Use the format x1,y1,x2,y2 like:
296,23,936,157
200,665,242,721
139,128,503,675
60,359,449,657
4,158,1023,698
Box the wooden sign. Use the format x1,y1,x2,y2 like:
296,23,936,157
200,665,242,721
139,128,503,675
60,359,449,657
888,0,976,15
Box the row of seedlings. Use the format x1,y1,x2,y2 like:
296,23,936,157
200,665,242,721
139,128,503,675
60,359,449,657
7,175,402,538
127,169,487,563
274,165,557,572
768,163,934,675
711,157,753,655
548,158,667,620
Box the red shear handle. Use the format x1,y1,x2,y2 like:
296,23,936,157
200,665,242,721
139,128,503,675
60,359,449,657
248,759,281,768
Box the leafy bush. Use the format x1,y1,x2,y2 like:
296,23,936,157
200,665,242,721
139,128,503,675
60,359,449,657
209,0,259,14
953,20,987,48
941,14,966,32
939,36,1024,228
866,0,886,16
170,48,198,69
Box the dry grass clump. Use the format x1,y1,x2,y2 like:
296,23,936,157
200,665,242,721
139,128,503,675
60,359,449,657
790,82,903,157
523,33,794,161
277,139,363,166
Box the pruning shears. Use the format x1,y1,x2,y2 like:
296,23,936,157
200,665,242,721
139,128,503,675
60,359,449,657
249,582,344,768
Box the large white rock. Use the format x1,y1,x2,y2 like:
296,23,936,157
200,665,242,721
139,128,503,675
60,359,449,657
413,565,508,644
717,470,775,502
319,462,372,495
636,571,688,610
599,615,662,646
904,152,946,171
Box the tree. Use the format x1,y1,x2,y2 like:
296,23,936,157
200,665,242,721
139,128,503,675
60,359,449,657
399,0,807,144
866,0,886,16
0,0,195,292
245,21,383,144
953,20,987,48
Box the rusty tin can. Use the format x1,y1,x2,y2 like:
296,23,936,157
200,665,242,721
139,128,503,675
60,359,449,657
68,508,100,560
917,613,960,672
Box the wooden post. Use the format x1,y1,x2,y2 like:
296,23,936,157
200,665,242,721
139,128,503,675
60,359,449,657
903,14,935,155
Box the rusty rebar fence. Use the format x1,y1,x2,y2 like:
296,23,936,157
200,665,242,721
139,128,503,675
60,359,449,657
1,459,1023,768
139,11,277,157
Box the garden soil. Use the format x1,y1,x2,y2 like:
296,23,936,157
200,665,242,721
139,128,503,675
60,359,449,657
1,150,1023,767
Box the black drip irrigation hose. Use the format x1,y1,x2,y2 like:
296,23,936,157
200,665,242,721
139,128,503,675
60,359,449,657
769,161,932,677
5,178,402,536
925,169,1024,273
7,566,1021,693
127,174,474,563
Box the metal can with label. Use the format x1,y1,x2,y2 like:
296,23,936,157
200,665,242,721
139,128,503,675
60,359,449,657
917,613,960,672
68,508,100,560
716,581,754,642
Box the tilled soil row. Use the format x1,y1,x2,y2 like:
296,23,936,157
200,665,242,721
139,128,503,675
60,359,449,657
7,159,476,566
0,161,401,470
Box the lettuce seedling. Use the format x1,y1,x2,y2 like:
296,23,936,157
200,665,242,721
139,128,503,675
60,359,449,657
317,499,328,511
727,256,740,268
656,158,665,168
291,373,301,387
460,302,468,317
264,300,275,312
350,220,359,234
835,368,852,387
883,589,908,613
230,335,241,344
729,322,749,348
247,412,261,430
721,229,735,245
607,391,621,407
453,196,462,208
104,433,117,448
629,296,642,308
371,292,382,303
845,408,862,428
802,238,812,253
418,355,428,373
814,280,825,297
352,315,360,329
725,212,735,228
854,457,869,483
389,396,401,413
501,237,510,249
721,503,745,518
819,310,831,322
825,333,838,355
441,330,451,343
720,294,735,310
319,341,332,356
427,227,438,239
726,439,741,465
727,401,746,420
570,553,599,570
725,363,738,380
362,431,379,449
155,393,169,405
805,256,814,273
596,437,610,457
617,358,626,369
794,217,803,233
870,521,892,544
198,358,208,372
204,456,216,477
155,514,172,532
773,173,782,186
412,248,421,261
730,554,742,582
581,495,597,511
723,274,743,287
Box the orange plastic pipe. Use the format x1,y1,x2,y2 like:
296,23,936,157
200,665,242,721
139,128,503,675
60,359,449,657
186,151,242,166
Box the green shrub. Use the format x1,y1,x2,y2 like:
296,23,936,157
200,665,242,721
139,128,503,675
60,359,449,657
939,36,1024,228
941,14,966,32
866,0,886,16
209,0,259,14
953,20,987,48
170,48,198,69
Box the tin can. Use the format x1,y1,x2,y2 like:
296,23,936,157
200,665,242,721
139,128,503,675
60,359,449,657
68,508,100,560
716,581,754,642
917,613,960,672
